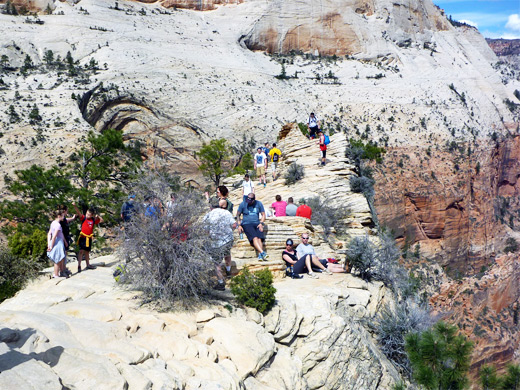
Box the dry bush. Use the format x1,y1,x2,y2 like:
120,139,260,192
118,171,217,305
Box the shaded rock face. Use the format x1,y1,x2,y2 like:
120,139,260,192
156,0,244,10
242,0,450,55
375,136,520,275
430,254,520,379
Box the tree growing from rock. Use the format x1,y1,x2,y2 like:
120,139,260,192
197,139,230,188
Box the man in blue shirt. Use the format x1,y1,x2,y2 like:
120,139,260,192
236,193,269,261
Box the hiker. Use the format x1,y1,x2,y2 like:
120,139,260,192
283,238,332,279
268,143,282,181
270,195,287,217
47,208,67,278
144,196,162,220
307,112,320,139
203,199,237,291
241,174,255,203
205,186,233,213
296,233,345,276
236,193,269,261
121,194,136,222
254,147,268,187
166,193,177,217
286,197,297,216
59,205,76,276
318,130,327,166
296,199,312,219
73,204,103,272
263,142,271,162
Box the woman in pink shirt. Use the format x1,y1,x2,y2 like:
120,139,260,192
271,195,287,217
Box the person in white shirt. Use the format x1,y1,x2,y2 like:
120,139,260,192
295,233,345,277
254,147,268,187
307,112,320,139
242,174,255,203
203,199,238,291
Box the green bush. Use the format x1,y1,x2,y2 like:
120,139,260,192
505,237,518,254
297,122,309,137
0,249,37,302
284,162,305,185
230,267,276,314
8,228,48,260
405,321,473,390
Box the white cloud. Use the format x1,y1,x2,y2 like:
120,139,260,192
459,19,478,28
505,14,520,32
450,12,508,29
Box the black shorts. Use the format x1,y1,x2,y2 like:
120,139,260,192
78,236,93,252
321,149,327,159
292,256,309,275
242,224,264,244
309,126,319,138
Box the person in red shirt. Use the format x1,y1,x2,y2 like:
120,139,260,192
73,204,103,272
318,130,327,166
296,200,312,219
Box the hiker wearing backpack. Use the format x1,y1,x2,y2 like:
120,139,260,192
268,143,282,181
318,130,329,166
307,113,320,139
254,147,268,187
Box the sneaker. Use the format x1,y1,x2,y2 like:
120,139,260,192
64,268,72,276
86,265,97,270
59,271,70,279
292,273,303,279
324,268,333,275
258,254,265,261
307,272,319,279
263,183,266,188
213,282,225,291
261,252,269,260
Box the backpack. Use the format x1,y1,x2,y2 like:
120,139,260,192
272,153,279,162
324,135,330,145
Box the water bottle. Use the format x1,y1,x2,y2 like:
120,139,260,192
240,232,244,240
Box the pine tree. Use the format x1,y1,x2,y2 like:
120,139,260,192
502,364,520,390
196,139,230,188
479,365,501,390
43,49,54,66
405,321,473,390
0,54,8,68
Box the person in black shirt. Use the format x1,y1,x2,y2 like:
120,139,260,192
59,205,76,276
281,238,317,279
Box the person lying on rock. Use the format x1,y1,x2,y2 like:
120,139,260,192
296,234,345,275
236,193,269,261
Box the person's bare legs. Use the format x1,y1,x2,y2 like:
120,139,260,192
215,264,224,281
327,263,347,273
78,249,84,270
252,237,264,254
85,251,91,267
53,261,60,277
310,255,326,270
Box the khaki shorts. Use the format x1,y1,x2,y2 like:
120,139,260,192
256,166,265,176
271,162,278,173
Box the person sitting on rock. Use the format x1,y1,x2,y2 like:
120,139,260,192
296,234,345,275
281,238,312,279
236,193,269,261
296,199,312,219
286,197,297,216
270,195,287,217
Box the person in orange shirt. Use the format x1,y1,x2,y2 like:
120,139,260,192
296,200,312,219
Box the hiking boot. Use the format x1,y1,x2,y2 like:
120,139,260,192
213,282,225,291
307,272,319,279
324,268,333,275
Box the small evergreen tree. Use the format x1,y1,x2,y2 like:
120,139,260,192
0,54,8,68
28,104,41,122
479,365,501,390
196,139,230,188
405,321,473,390
43,49,54,66
23,54,33,70
502,364,520,390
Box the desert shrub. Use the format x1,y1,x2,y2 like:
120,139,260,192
118,172,215,305
372,232,412,294
7,229,48,260
374,299,432,375
305,196,348,236
349,175,375,200
285,162,305,185
346,235,377,281
229,267,276,314
505,237,519,253
0,249,37,302
345,138,385,169
405,321,473,390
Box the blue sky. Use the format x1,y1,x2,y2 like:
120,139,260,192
434,0,520,39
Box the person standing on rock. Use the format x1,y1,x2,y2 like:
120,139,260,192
47,208,68,278
73,204,103,272
318,130,327,166
270,195,287,217
296,199,312,219
203,199,237,291
286,197,297,216
59,205,76,277
236,193,269,261
268,143,282,181
296,234,345,274
121,194,136,222
241,174,255,203
254,147,268,188
307,112,320,139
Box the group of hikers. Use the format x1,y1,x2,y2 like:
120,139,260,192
47,204,102,278
48,112,336,289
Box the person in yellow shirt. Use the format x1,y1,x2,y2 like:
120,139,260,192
268,143,282,181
